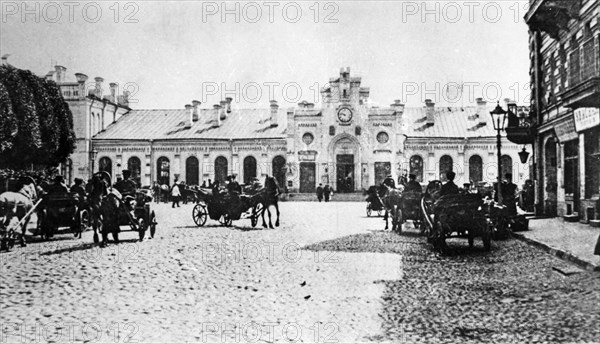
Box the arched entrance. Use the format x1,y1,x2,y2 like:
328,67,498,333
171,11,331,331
243,156,257,184
156,157,170,185
272,156,286,189
186,156,199,186
214,156,228,184
543,137,558,216
329,134,361,193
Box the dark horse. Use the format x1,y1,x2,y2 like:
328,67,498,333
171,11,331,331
89,172,121,246
258,176,281,229
378,183,404,233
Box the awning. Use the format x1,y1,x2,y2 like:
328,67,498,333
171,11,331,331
554,115,578,142
574,108,600,132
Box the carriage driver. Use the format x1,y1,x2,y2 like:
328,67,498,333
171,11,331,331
383,175,396,189
405,174,422,193
115,170,137,197
440,171,460,196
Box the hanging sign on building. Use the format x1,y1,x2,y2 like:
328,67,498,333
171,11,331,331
554,115,578,142
573,107,600,132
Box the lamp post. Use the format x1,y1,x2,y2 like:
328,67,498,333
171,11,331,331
490,102,508,205
89,149,98,179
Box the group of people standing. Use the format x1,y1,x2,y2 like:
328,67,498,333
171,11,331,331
316,184,332,202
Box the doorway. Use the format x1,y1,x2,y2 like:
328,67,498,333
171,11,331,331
544,137,558,216
336,154,354,193
299,162,316,193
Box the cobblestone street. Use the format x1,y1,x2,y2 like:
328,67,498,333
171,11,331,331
1,202,599,343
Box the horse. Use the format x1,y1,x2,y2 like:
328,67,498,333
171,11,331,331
0,177,39,247
258,176,280,229
378,183,404,233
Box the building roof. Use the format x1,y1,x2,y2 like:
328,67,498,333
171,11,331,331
402,105,499,138
94,108,288,141
94,104,509,141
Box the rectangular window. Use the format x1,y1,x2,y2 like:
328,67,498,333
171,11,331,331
564,140,578,196
585,129,600,198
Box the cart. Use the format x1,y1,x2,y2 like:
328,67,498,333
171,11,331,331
36,192,89,240
192,188,264,227
365,186,385,217
399,191,424,230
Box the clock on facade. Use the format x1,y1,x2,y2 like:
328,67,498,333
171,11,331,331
337,107,353,123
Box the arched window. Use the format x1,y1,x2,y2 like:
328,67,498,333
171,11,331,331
469,155,483,184
272,156,286,189
243,156,257,184
99,157,112,178
501,155,513,180
127,156,141,186
409,155,423,182
186,156,199,186
214,156,228,184
60,158,73,185
439,155,453,180
157,157,170,185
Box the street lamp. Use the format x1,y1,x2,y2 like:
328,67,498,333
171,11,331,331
90,149,98,179
490,102,508,205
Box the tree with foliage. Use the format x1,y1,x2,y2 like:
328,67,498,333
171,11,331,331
0,65,76,169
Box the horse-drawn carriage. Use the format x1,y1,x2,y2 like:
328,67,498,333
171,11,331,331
420,181,492,252
35,192,89,240
399,190,424,230
192,176,281,229
365,186,385,217
90,172,157,245
192,189,264,227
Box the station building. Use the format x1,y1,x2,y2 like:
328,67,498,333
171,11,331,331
49,66,529,194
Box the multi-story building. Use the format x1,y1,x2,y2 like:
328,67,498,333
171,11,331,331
35,63,528,194
521,0,599,223
44,65,131,185
84,67,529,193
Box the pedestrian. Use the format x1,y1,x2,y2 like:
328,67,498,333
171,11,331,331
201,180,207,188
207,179,213,188
171,181,181,208
316,183,324,202
323,184,331,202
152,181,160,203
398,169,408,187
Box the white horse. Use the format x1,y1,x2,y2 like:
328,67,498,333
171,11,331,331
0,178,39,246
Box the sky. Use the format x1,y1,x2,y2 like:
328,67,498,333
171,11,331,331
0,0,532,110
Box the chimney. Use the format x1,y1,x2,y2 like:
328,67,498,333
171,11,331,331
270,100,279,127
391,99,405,113
219,100,227,120
185,104,193,128
306,102,315,110
109,83,118,103
476,97,487,126
192,100,200,122
94,77,104,98
1,54,9,66
45,72,54,81
55,65,66,83
213,104,222,127
118,90,130,107
75,73,88,84
425,99,435,125
225,97,232,113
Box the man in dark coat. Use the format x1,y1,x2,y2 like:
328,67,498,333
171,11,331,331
48,175,69,194
115,170,137,197
383,175,396,189
405,174,422,193
323,185,331,202
316,183,324,202
439,171,459,196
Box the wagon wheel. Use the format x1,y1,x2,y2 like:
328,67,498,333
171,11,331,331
193,204,208,227
393,207,403,234
149,211,157,238
251,203,263,227
137,217,146,241
433,220,447,252
481,219,492,251
366,204,372,217
77,209,89,239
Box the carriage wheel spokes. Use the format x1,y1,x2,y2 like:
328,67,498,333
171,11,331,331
251,203,264,227
193,204,208,227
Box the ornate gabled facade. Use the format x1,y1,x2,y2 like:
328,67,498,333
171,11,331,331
53,66,528,194
523,0,599,222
